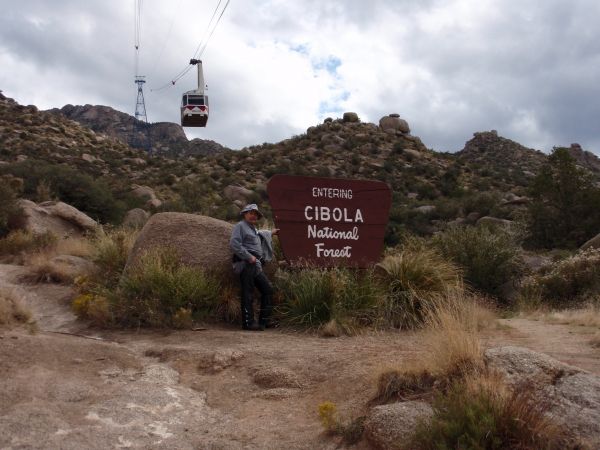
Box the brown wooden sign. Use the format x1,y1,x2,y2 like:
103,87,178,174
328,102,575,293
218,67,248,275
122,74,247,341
267,174,392,267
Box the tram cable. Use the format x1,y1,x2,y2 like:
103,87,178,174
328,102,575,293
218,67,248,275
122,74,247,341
150,0,230,92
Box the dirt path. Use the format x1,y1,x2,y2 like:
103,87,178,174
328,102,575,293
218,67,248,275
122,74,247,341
485,317,600,375
1,263,599,449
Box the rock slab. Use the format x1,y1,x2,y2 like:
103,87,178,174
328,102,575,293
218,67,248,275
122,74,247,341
485,346,600,448
11,199,98,237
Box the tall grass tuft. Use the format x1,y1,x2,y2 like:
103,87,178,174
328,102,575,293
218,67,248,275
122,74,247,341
373,291,487,404
376,246,462,328
275,267,382,333
432,224,523,299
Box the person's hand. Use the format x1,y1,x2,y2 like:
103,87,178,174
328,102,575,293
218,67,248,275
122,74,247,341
248,255,257,264
272,228,280,236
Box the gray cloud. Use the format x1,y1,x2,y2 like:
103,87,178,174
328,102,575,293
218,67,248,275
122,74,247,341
0,0,598,154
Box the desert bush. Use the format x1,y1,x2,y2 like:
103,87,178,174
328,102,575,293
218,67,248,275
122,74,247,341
90,228,138,287
317,401,365,445
410,374,568,450
461,191,502,217
523,248,600,306
431,225,522,299
0,230,57,257
275,267,382,332
115,247,221,327
376,246,462,328
72,293,112,326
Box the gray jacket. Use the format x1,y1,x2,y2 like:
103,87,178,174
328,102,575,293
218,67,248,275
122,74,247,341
230,220,274,274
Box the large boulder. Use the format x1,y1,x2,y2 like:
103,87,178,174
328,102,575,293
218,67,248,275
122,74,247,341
501,193,529,206
363,401,433,449
125,212,234,276
485,346,600,447
580,232,600,251
379,114,410,134
122,208,150,228
11,199,98,237
414,205,436,214
131,185,162,209
223,185,254,204
476,216,513,227
342,112,359,123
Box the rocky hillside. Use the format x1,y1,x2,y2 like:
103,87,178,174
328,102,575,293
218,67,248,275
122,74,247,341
568,143,600,175
0,92,149,182
3,91,600,240
456,130,547,190
49,104,227,157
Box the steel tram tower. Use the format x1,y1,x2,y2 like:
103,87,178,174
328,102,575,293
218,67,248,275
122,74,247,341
131,75,152,153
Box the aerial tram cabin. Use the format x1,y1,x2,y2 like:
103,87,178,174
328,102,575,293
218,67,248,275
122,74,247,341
181,59,209,127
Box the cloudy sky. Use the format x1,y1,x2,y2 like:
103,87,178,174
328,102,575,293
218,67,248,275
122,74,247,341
1,0,599,154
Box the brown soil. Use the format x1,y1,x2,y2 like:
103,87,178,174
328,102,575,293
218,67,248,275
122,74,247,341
1,263,599,449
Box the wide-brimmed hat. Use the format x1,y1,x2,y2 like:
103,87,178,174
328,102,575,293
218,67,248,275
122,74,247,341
240,203,262,218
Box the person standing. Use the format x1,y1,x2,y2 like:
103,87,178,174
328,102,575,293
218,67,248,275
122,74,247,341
230,204,278,331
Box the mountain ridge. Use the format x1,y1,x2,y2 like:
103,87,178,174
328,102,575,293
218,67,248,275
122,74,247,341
48,103,227,157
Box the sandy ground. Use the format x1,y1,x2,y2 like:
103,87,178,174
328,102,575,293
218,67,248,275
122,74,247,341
1,263,599,449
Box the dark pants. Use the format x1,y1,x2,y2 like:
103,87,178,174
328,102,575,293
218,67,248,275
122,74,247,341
240,264,273,328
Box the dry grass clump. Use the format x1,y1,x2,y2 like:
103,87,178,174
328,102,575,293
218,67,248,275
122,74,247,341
373,292,487,404
541,302,600,328
0,288,32,326
410,373,570,450
376,246,462,328
0,230,57,262
369,291,573,449
21,237,95,283
26,252,77,283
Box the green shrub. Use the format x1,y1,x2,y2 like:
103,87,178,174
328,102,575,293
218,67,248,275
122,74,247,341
116,247,221,327
461,191,502,217
275,267,382,332
376,246,462,328
432,225,522,299
411,376,567,450
524,248,600,306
